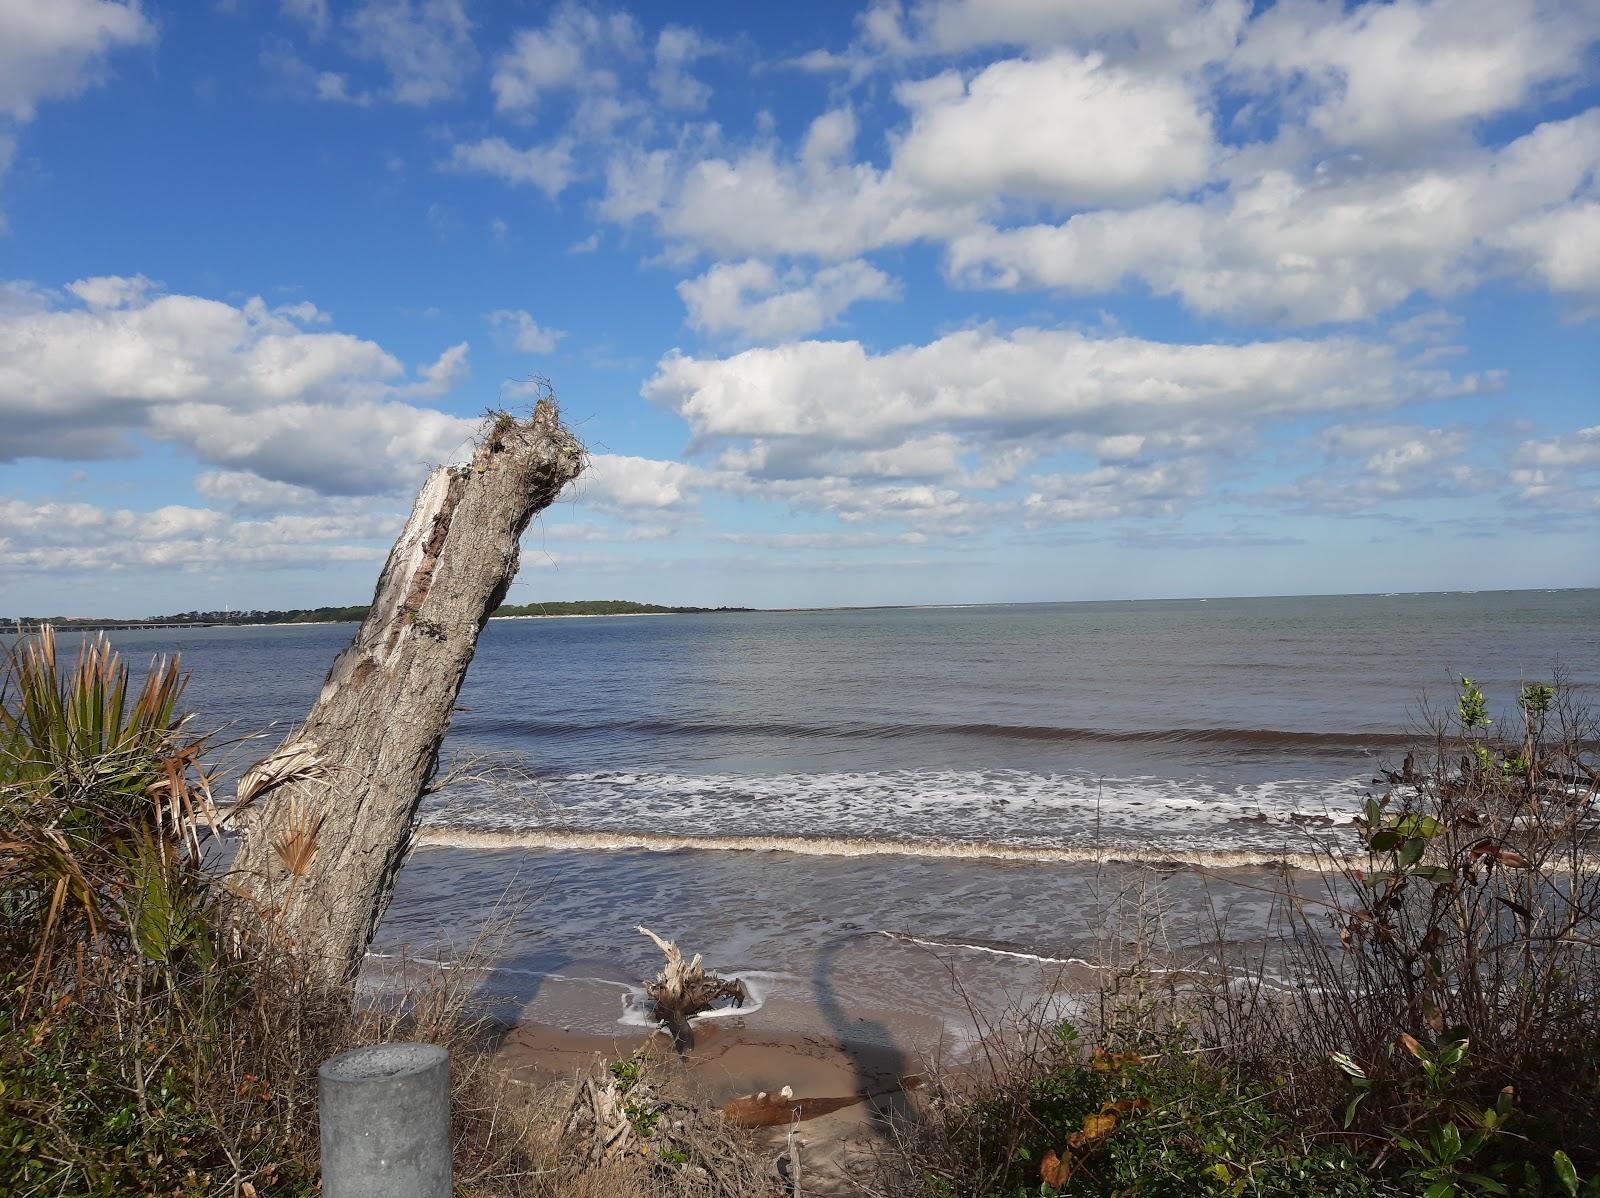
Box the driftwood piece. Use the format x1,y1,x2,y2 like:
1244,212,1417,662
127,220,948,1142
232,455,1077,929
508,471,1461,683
638,925,747,1050
787,1125,803,1198
229,400,584,984
563,1074,639,1167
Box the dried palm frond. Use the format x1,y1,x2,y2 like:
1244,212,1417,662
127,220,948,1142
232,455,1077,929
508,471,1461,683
233,738,328,812
271,797,327,878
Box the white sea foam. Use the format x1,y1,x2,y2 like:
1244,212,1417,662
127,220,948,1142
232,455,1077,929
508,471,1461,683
873,931,1308,993
423,767,1365,857
876,930,1095,967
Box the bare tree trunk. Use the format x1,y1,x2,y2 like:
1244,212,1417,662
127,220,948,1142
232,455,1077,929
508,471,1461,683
229,400,584,985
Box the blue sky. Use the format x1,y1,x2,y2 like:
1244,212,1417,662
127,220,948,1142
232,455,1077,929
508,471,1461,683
1,0,1597,615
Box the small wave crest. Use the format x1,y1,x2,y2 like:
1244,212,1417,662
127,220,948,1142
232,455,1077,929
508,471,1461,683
875,930,1096,966
413,826,1331,871
458,714,1409,752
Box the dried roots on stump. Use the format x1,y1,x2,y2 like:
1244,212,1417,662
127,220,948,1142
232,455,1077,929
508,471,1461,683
638,926,747,1050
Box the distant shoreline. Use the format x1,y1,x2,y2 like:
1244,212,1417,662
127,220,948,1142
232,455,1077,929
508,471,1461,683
0,611,728,633
4,585,1592,635
0,600,755,634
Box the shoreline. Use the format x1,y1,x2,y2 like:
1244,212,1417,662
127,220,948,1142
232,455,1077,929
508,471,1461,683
9,585,1592,636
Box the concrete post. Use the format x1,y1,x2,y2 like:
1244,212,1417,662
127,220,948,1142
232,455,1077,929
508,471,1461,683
319,1043,451,1198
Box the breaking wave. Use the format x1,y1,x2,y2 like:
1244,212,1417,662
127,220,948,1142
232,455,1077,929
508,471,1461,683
413,825,1333,871
422,766,1366,856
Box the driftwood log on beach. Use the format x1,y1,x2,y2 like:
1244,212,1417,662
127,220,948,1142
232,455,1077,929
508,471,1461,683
229,399,585,984
639,925,747,1049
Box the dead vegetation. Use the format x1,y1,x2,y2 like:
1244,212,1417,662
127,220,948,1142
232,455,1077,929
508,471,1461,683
560,1051,779,1195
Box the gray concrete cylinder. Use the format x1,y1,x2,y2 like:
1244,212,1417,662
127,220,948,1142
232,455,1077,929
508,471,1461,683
319,1043,451,1198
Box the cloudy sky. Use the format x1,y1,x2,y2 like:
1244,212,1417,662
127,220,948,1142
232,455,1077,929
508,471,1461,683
2,0,1597,616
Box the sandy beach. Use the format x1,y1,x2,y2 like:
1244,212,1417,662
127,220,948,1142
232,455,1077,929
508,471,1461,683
496,1000,952,1195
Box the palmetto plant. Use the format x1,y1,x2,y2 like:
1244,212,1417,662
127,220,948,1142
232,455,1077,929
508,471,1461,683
0,626,219,1009
1,627,703,1198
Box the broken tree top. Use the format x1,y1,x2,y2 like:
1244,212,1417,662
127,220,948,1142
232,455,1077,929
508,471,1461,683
229,403,585,986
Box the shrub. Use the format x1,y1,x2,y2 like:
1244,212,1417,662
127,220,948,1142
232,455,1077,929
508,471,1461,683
1289,676,1600,1177
874,1014,1393,1198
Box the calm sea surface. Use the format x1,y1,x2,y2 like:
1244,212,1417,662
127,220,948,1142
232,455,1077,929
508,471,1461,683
90,590,1600,1034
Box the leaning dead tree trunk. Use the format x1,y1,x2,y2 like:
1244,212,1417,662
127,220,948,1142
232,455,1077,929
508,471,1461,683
229,400,584,985
638,925,747,1050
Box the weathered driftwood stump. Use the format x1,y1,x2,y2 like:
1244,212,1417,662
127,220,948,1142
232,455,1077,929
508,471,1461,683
230,400,584,984
638,925,747,1050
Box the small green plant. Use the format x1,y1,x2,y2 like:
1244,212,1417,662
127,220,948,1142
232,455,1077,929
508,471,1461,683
1520,683,1554,719
608,1052,646,1088
1457,677,1490,730
1330,1032,1593,1197
1391,1034,1514,1198
1553,1150,1600,1197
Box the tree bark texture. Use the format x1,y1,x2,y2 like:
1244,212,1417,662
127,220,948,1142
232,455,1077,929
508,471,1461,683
229,401,584,984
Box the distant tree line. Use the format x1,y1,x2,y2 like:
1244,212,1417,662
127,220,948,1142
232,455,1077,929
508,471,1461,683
0,600,751,633
493,600,751,617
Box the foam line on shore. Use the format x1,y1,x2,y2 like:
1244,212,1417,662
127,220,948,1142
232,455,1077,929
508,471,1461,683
876,931,1096,966
873,931,1307,992
413,825,1331,871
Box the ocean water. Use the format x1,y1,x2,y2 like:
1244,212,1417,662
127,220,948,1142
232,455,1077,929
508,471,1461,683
89,590,1599,1035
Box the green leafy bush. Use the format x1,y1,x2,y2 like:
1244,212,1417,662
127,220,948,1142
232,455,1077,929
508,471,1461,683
884,1017,1394,1198
1293,676,1600,1181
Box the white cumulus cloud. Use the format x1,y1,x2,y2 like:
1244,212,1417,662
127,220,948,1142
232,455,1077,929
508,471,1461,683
678,259,899,341
0,0,154,122
0,277,477,492
645,327,1480,449
892,53,1214,207
446,137,575,200
486,308,566,353
1232,0,1600,153
346,0,476,105
946,109,1600,323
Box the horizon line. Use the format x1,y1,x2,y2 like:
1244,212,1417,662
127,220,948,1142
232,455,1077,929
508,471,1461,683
5,584,1595,626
